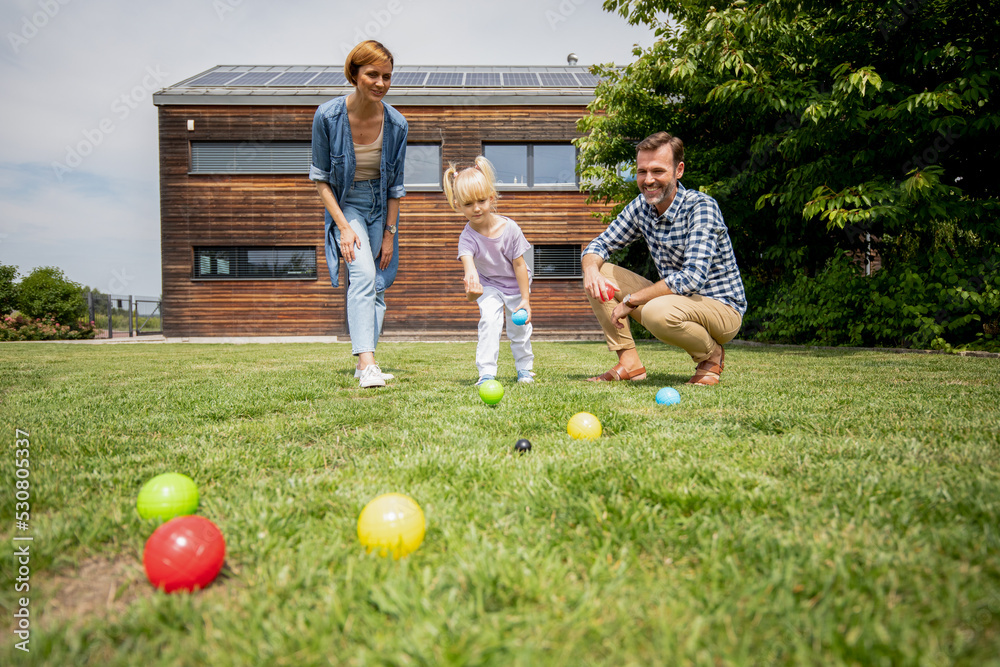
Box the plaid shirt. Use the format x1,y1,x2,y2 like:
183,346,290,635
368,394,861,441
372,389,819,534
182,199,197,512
583,183,747,316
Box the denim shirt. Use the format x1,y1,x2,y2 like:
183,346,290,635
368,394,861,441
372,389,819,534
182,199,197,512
309,96,408,289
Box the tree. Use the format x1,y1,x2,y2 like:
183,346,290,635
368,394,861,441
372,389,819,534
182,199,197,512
579,0,999,279
17,266,87,326
0,264,17,314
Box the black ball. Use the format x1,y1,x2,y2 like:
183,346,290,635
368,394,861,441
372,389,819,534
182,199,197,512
514,438,532,453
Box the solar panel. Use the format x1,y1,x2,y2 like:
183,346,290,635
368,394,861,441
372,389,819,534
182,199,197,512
503,72,539,86
392,71,427,86
466,72,501,86
267,72,318,86
230,72,281,86
309,72,349,86
185,72,243,86
538,72,579,87
574,72,601,86
426,72,464,86
177,67,601,91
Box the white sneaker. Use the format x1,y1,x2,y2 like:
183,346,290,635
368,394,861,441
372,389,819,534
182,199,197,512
517,370,536,384
355,366,394,380
358,364,386,388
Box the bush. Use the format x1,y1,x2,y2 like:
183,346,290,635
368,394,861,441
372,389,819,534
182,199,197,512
752,249,1000,352
0,314,96,341
0,264,18,314
17,266,86,325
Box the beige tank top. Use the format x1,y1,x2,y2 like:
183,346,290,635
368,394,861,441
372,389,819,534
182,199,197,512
353,120,383,181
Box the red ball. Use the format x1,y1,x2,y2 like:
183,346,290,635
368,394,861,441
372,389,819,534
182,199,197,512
143,515,225,593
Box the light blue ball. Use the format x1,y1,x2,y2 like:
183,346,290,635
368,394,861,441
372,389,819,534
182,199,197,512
655,387,681,406
512,309,528,326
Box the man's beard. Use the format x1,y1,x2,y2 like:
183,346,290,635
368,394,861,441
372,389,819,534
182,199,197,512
643,181,675,208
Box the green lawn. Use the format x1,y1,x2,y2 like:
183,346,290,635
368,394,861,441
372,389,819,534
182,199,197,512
1,341,998,666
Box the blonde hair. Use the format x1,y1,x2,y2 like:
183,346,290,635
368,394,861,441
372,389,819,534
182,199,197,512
344,40,394,86
443,156,499,212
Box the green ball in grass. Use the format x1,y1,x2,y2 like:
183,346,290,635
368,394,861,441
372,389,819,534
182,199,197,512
136,473,199,522
478,379,504,405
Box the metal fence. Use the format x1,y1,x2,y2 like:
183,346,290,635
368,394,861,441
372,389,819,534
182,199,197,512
86,293,162,339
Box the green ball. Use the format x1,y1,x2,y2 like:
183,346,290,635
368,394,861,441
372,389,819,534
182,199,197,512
136,473,199,522
478,379,504,405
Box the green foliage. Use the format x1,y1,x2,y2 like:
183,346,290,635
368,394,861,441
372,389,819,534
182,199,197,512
0,263,17,314
754,249,1000,351
0,313,96,341
580,0,999,348
16,265,87,326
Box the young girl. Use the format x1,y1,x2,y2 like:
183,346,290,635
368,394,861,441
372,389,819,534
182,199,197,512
444,157,535,385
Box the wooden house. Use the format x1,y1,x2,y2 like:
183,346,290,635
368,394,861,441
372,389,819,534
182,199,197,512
153,65,611,337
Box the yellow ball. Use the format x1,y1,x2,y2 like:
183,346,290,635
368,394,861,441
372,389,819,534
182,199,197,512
357,493,426,559
567,412,602,440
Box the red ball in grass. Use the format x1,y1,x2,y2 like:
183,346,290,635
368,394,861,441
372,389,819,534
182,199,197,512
143,515,225,593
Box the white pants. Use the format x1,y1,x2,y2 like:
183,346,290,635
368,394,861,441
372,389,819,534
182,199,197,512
475,286,534,378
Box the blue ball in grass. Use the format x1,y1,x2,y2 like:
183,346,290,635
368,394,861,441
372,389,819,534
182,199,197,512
655,387,681,406
512,309,528,326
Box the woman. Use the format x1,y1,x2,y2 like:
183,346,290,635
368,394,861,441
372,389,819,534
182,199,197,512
310,40,407,388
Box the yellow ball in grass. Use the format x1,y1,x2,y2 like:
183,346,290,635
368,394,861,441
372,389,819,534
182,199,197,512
567,412,602,440
357,493,426,559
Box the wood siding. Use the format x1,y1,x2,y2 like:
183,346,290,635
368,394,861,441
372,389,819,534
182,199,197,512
159,104,611,337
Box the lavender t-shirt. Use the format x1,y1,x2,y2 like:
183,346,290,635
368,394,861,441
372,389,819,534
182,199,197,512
457,216,532,295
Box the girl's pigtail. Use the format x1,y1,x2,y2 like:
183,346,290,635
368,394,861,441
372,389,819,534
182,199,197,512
473,156,499,208
473,156,497,190
442,164,459,212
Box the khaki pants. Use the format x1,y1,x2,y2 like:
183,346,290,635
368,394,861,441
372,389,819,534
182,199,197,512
586,263,743,364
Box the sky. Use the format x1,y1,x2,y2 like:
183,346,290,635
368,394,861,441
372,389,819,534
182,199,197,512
0,0,659,298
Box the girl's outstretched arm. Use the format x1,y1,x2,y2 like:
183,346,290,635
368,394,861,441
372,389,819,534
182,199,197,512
460,255,482,302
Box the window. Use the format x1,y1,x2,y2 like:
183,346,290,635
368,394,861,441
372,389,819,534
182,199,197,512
194,247,317,280
529,245,582,279
534,145,578,186
484,144,578,189
190,142,311,174
190,141,440,189
486,145,528,184
404,144,442,189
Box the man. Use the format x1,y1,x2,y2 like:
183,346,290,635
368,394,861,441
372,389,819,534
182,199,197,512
581,132,746,385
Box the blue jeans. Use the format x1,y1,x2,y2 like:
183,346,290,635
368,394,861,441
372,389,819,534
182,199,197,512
334,179,386,356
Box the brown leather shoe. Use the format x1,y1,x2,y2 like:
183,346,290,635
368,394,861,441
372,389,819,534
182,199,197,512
686,360,721,385
586,362,647,382
687,346,725,385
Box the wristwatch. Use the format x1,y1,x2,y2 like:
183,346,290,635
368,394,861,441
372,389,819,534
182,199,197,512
623,294,637,308
385,223,397,235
